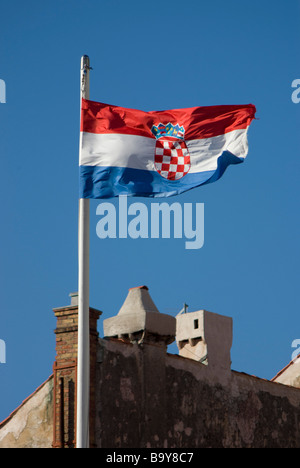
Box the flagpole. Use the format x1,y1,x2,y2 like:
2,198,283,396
77,55,91,449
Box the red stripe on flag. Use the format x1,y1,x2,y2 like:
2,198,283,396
81,99,256,140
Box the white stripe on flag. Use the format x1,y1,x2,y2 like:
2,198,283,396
80,128,249,173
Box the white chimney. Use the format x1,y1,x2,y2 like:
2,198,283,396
176,309,233,372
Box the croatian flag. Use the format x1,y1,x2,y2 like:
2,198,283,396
79,99,256,198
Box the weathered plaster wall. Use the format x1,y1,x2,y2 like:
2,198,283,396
272,359,300,389
165,355,300,448
1,339,300,448
0,376,53,449
95,338,300,448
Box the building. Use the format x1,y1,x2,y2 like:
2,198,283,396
0,286,299,448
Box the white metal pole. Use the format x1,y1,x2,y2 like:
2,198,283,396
77,55,91,449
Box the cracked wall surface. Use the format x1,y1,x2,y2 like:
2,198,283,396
0,377,53,449
96,338,300,449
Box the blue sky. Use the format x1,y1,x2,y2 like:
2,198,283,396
0,0,299,422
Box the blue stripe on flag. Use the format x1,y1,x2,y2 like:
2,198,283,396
79,151,243,199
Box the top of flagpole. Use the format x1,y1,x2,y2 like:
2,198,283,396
81,55,91,101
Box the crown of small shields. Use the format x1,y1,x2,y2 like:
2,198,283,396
151,123,185,140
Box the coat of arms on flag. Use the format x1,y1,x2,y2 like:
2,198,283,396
151,123,191,180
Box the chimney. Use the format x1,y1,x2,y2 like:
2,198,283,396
103,286,176,444
176,309,233,372
103,285,175,346
52,293,102,448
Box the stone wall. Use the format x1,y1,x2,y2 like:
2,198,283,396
95,337,300,449
1,337,300,448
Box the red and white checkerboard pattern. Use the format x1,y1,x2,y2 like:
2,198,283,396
154,139,191,180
